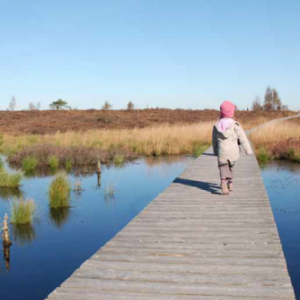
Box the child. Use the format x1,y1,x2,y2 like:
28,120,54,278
212,101,253,195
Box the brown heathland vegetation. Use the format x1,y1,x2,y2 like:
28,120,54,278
0,109,295,134
0,109,298,167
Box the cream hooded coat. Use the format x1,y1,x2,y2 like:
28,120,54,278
212,120,253,165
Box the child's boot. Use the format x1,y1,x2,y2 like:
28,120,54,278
228,180,233,191
221,180,229,195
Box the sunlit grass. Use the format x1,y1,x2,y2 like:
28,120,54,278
0,122,214,157
48,155,59,169
10,198,36,224
0,169,22,188
22,157,38,174
49,173,71,208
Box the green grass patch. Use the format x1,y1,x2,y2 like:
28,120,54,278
65,159,73,172
113,154,124,165
0,157,4,170
257,147,270,163
0,169,22,188
22,157,38,174
49,173,71,208
10,198,36,225
194,144,209,158
48,155,59,169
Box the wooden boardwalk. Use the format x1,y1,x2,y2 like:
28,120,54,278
46,148,295,300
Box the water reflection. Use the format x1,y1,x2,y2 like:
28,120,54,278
96,173,101,189
2,244,11,272
261,161,300,299
0,188,23,201
11,224,36,245
0,155,192,300
49,208,72,229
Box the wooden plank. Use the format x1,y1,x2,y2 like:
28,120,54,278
44,146,296,300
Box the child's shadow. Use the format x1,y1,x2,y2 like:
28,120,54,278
174,178,220,195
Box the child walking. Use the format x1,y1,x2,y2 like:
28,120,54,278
212,101,253,195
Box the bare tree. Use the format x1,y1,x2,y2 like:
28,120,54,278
263,87,282,111
29,102,41,111
127,101,134,110
252,96,263,111
102,101,112,110
8,96,16,111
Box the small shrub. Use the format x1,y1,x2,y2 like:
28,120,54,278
127,101,134,110
0,170,22,188
257,147,270,163
10,198,36,224
113,154,124,165
49,173,71,208
49,156,59,169
22,157,38,173
102,101,112,110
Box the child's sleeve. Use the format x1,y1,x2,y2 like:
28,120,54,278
236,124,253,155
212,126,218,155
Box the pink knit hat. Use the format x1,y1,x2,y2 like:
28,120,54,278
220,100,235,118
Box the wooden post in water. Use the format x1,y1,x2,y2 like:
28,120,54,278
2,214,12,247
96,157,101,188
2,214,12,271
96,157,101,175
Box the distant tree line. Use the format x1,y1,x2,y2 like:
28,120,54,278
252,87,288,111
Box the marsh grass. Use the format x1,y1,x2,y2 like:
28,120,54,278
65,159,73,172
10,198,36,225
113,154,124,165
49,173,71,208
0,169,22,188
48,155,59,169
250,121,300,162
0,157,3,170
22,157,38,174
256,147,270,163
1,123,214,162
194,143,209,158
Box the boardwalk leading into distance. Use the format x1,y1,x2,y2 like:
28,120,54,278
46,147,295,300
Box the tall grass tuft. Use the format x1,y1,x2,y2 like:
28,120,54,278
48,155,59,169
65,159,73,172
49,173,71,208
10,198,36,224
0,170,22,188
22,157,38,174
0,157,4,170
113,154,124,165
257,147,270,163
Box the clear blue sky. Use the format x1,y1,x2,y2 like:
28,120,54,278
0,0,299,110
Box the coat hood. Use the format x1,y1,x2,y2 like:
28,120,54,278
215,119,237,138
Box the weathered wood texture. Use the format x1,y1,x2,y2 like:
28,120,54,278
46,148,295,300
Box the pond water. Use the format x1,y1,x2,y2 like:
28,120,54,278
0,156,192,300
260,161,300,300
1,158,300,300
